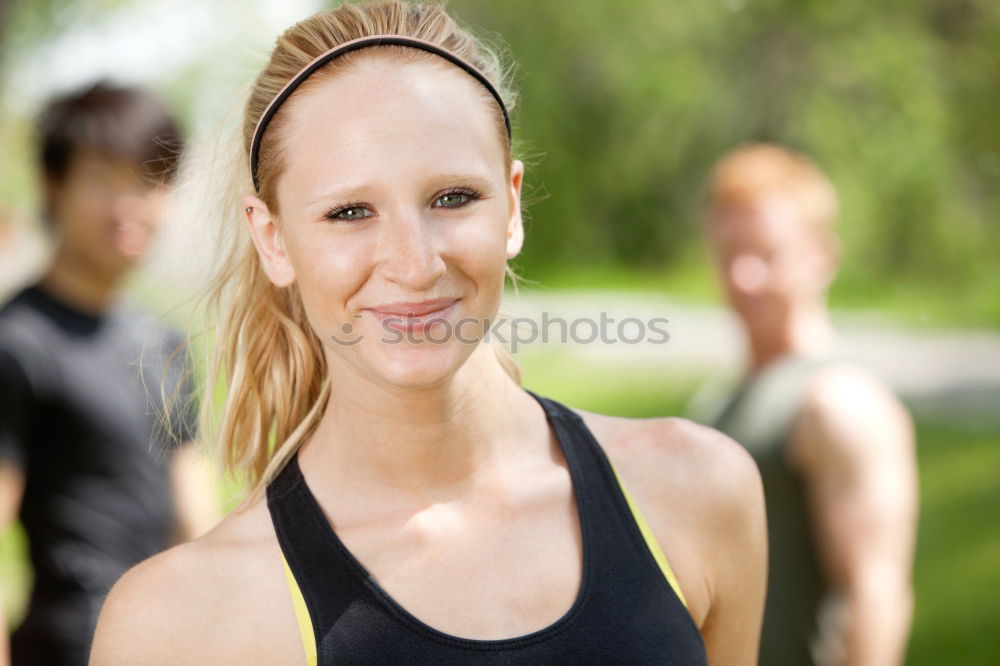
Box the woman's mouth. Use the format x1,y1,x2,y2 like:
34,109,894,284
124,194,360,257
366,298,460,334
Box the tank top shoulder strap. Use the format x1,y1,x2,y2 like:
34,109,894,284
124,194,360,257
524,390,689,609
268,390,697,665
268,457,319,666
281,550,318,666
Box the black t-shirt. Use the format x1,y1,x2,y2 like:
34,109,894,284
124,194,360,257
0,284,197,665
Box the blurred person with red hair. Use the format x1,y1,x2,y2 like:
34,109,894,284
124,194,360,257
0,81,219,666
696,143,918,666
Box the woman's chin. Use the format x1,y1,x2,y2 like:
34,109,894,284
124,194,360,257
366,342,477,390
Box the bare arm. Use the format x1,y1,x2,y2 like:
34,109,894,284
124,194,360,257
696,427,768,666
0,462,25,666
597,415,768,665
168,444,221,544
790,365,918,666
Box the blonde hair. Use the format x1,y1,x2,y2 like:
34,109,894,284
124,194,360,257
183,1,522,501
706,143,839,229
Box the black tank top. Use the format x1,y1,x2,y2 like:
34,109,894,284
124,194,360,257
266,390,707,665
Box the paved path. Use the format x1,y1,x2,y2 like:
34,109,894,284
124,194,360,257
504,289,1000,427
4,242,996,427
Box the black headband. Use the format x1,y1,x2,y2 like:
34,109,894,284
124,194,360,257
249,34,512,192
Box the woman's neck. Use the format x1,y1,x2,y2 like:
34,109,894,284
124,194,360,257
299,343,541,502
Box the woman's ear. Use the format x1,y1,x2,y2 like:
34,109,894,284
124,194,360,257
506,160,525,259
242,194,296,287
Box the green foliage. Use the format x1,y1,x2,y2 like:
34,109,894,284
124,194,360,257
2,0,98,49
452,0,1000,325
1,0,996,325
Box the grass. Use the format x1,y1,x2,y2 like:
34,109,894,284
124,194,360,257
907,424,1000,665
2,353,997,664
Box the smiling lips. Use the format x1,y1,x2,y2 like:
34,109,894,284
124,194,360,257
367,298,459,333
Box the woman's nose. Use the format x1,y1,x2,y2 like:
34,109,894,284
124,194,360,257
377,212,447,291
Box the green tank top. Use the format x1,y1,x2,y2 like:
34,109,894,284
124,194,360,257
707,353,842,666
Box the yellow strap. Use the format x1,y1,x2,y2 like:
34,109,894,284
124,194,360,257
609,464,689,609
281,551,318,666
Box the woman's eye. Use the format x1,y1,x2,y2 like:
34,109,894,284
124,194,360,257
327,205,372,221
434,190,478,209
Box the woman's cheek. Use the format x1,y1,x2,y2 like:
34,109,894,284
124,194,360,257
447,215,509,279
289,229,370,332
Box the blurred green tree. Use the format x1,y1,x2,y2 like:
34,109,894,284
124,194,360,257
1,0,997,323
452,0,1000,322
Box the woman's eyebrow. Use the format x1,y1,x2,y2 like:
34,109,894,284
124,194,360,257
306,185,369,208
305,171,496,207
423,170,495,189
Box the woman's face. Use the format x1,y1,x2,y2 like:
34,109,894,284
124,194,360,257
245,56,523,389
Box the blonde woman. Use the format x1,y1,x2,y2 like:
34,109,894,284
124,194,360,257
91,2,766,664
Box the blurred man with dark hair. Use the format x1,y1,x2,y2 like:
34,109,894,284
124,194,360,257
0,81,219,666
694,144,918,665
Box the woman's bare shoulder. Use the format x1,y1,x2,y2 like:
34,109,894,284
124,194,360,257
89,495,302,665
576,409,761,505
574,409,765,625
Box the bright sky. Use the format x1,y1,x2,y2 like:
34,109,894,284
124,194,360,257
0,0,323,293
4,0,322,121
